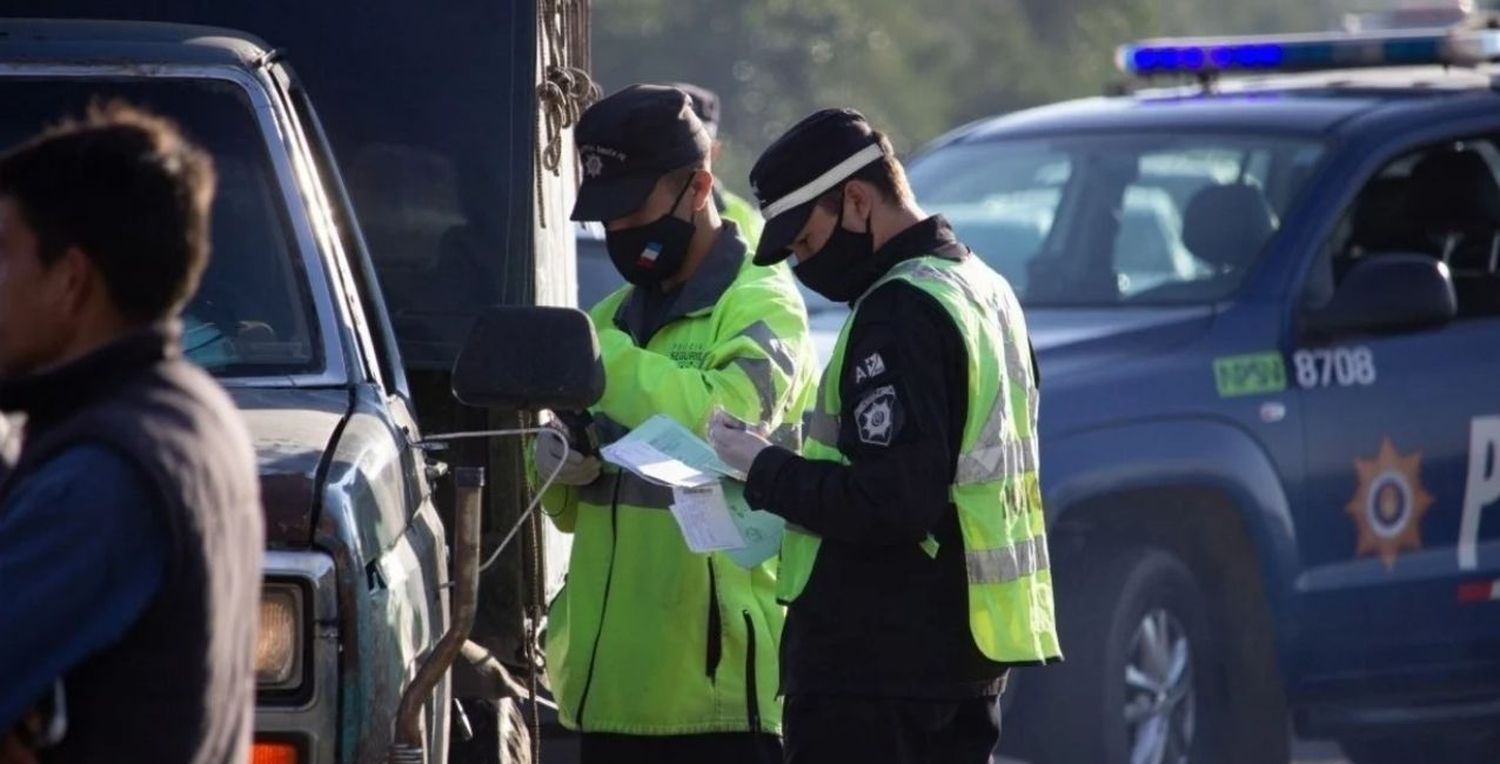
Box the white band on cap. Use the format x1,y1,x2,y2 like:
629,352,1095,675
761,143,885,220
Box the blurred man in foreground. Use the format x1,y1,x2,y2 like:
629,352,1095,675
0,103,262,763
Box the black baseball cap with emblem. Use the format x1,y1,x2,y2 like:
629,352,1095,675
572,84,712,222
748,108,887,266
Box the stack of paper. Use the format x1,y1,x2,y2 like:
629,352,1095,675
600,415,738,486
600,415,784,568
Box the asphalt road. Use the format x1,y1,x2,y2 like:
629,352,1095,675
533,696,1356,763
1290,739,1352,764
540,728,1353,763
992,740,1350,763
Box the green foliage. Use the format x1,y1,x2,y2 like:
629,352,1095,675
589,0,1332,195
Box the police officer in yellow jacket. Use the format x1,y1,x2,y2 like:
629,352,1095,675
707,109,1062,763
670,82,764,246
534,85,817,762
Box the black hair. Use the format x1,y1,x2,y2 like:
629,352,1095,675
0,100,216,323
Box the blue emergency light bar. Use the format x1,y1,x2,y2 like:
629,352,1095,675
1117,26,1500,77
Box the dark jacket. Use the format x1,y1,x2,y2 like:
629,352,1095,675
0,324,262,763
747,216,1011,699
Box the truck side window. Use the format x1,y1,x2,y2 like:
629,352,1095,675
1321,138,1500,319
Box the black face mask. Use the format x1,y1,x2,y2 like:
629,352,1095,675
792,201,878,303
606,178,696,288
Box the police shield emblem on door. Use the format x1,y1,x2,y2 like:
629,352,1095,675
1345,436,1434,572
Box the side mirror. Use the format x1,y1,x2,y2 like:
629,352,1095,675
451,306,605,412
1304,253,1456,337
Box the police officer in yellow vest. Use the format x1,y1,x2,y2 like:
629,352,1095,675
707,109,1061,763
670,82,764,247
534,85,817,762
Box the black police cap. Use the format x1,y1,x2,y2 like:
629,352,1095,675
669,82,721,137
748,108,886,266
572,84,711,223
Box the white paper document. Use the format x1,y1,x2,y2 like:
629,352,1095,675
603,440,718,488
600,414,743,487
670,483,746,553
604,415,785,566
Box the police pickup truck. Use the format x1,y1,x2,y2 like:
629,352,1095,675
905,21,1500,764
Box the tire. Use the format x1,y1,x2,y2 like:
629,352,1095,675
448,697,532,764
1342,730,1500,764
1000,547,1226,764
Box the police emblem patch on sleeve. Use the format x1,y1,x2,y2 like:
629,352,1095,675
854,384,899,446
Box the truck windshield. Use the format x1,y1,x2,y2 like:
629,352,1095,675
907,133,1326,307
0,78,319,377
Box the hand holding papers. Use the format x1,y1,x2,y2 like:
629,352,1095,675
602,415,785,567
706,409,773,478
601,414,743,487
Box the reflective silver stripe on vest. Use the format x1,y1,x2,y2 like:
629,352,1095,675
955,436,1038,485
996,294,1035,405
908,261,1033,391
803,408,840,446
966,535,1051,584
733,356,778,422
908,261,1011,325
738,320,797,377
876,258,1038,485
578,471,674,510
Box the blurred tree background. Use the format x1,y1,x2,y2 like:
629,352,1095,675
588,0,1427,194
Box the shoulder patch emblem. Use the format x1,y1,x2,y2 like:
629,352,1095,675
853,351,887,384
854,384,898,446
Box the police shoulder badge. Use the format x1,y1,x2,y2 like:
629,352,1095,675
854,384,898,446
853,351,887,384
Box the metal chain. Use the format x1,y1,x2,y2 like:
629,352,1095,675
534,0,600,228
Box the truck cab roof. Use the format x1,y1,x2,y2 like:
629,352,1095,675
0,18,269,68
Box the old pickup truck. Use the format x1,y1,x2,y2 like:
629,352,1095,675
0,11,593,764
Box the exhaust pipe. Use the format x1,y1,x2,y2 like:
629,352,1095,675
389,466,485,763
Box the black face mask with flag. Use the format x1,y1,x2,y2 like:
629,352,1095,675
605,177,696,288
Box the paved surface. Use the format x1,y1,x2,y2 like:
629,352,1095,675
1292,739,1351,764
539,730,1352,763
992,740,1349,763
532,697,1354,762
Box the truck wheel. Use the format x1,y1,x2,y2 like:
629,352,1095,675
1002,548,1225,764
449,697,531,764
